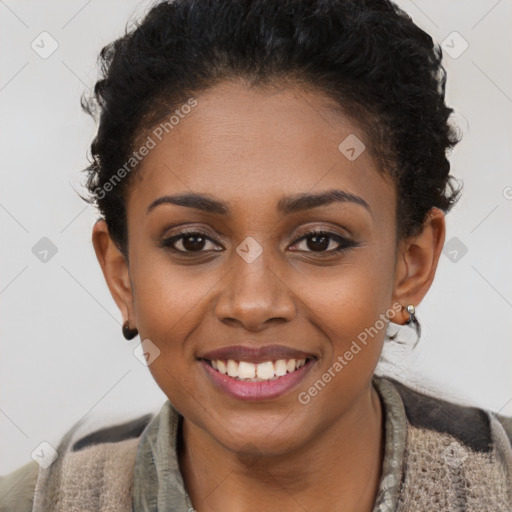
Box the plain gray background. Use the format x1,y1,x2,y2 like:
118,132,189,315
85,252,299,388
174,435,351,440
1,0,511,475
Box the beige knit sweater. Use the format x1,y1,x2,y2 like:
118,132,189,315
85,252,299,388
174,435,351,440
1,375,511,511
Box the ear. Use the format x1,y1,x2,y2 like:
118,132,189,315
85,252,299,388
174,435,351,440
391,207,446,325
91,219,136,329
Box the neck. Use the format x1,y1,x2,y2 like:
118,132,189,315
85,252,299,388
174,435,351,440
179,382,384,512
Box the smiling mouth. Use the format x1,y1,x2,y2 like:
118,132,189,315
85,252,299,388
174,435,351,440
201,358,313,382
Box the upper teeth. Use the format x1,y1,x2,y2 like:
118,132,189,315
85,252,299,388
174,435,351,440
211,358,307,381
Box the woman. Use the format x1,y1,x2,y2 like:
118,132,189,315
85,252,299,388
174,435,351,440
1,0,511,510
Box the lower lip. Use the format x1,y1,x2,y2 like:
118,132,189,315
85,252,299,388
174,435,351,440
200,359,315,401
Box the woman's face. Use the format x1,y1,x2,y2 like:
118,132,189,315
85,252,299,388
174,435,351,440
99,80,414,455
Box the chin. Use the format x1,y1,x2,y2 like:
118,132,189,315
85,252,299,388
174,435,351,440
207,412,315,458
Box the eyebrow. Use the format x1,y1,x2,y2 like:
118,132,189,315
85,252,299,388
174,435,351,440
146,189,372,217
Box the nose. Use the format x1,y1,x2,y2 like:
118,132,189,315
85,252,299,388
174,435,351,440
214,246,297,331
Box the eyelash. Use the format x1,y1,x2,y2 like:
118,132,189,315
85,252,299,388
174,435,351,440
158,228,357,257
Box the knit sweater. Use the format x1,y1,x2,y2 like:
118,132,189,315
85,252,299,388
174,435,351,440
1,375,511,511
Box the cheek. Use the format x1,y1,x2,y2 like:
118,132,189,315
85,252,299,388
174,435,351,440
132,258,217,344
297,246,396,371
304,247,395,326
130,260,211,414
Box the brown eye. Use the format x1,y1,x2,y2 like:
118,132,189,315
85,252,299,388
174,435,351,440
290,229,356,255
159,230,222,253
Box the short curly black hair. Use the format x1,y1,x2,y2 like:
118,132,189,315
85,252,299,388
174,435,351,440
80,0,462,261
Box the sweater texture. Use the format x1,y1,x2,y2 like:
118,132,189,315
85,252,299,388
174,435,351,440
1,375,511,511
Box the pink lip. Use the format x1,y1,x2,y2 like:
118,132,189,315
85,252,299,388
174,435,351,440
200,344,316,364
200,359,315,401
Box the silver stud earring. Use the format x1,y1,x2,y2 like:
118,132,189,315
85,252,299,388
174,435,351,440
384,303,421,349
405,304,415,322
404,304,421,345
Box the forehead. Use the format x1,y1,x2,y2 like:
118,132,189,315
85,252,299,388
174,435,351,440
127,80,395,222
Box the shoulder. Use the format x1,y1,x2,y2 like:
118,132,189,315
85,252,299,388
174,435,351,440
384,376,512,454
0,412,154,512
70,412,154,452
494,412,512,448
0,460,39,512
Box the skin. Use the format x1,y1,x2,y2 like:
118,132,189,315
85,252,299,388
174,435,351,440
92,79,446,512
